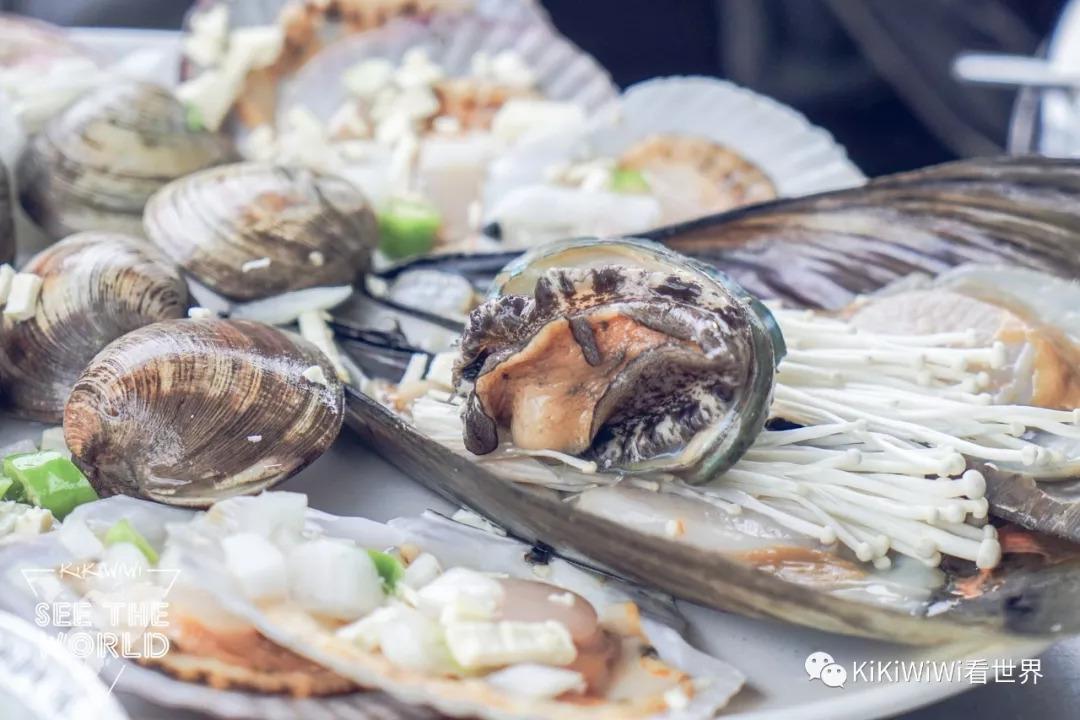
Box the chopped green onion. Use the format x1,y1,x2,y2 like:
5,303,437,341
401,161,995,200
0,477,12,500
610,168,650,194
367,549,405,591
378,198,441,260
104,518,159,565
2,451,98,520
185,103,205,132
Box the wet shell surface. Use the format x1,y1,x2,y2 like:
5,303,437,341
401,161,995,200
16,81,234,240
0,233,189,422
63,318,344,506
144,162,378,301
0,158,11,264
456,238,782,481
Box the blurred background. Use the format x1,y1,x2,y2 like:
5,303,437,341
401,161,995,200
0,0,1067,175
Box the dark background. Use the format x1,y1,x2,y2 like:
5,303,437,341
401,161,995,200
0,0,1068,175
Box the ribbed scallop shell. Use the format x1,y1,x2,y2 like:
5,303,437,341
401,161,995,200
0,159,12,264
0,232,189,422
144,162,378,301
16,81,234,240
63,318,344,506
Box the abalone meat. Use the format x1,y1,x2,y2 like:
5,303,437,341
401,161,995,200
454,239,782,481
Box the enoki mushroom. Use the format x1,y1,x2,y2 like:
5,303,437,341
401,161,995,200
405,306,1080,571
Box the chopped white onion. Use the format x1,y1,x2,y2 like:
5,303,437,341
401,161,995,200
401,552,442,590
378,606,455,674
416,567,504,623
221,532,288,601
287,539,384,620
444,620,577,669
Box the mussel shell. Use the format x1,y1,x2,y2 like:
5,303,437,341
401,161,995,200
0,158,12,264
17,81,234,240
64,318,344,506
144,162,378,301
0,232,189,422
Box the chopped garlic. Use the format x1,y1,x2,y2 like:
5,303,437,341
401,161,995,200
297,309,350,382
187,306,215,319
241,257,271,273
308,251,325,267
444,620,576,669
343,58,395,99
0,264,15,305
3,273,42,321
246,434,262,443
302,365,329,387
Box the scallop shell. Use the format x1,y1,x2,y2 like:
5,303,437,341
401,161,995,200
0,232,189,422
276,9,618,127
483,76,865,242
144,162,378,301
16,81,234,240
63,319,344,506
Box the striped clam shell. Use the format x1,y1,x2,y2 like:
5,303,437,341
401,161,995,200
0,232,188,422
16,81,234,240
144,162,378,301
63,318,344,506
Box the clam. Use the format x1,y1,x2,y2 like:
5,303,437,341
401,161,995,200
0,159,12,263
454,238,783,481
0,233,189,422
144,162,378,301
63,318,344,506
16,81,234,240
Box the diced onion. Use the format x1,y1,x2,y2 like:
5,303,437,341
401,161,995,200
221,532,287,601
287,539,384,620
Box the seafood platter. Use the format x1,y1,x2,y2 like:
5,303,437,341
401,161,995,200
0,2,1077,719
